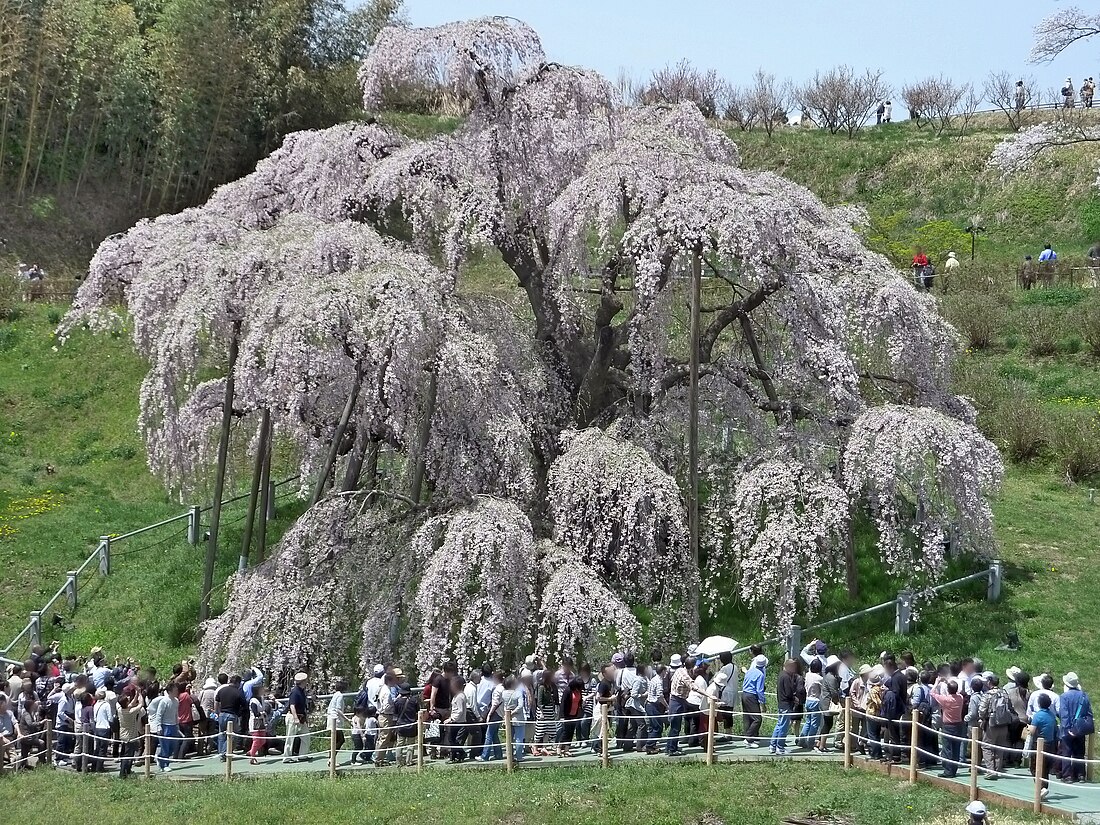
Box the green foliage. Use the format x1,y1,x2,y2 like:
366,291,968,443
909,220,973,261
29,196,58,221
1020,287,1088,308
940,293,1004,349
1078,193,1100,242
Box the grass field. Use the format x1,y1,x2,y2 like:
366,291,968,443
0,761,1057,824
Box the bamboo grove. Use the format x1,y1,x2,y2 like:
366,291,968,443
0,0,404,211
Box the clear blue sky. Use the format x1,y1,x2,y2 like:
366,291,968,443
402,0,1094,103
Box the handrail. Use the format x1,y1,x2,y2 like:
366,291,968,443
1,475,300,661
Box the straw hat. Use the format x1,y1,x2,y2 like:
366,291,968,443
293,672,308,683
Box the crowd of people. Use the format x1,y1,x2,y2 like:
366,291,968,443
0,639,1094,799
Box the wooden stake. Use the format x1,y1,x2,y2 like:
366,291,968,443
969,725,980,802
843,698,853,768
706,702,717,765
908,709,919,782
416,710,425,774
600,704,610,768
1034,737,1045,813
504,709,514,773
144,724,152,778
225,720,234,782
1088,732,1096,783
329,717,337,779
44,719,53,768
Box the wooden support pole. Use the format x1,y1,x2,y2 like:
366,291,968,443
969,725,980,801
237,409,270,572
143,724,152,778
1034,737,1046,813
329,717,338,779
843,698,853,768
311,368,362,506
416,710,425,774
504,709,514,773
600,704,610,768
225,721,234,781
44,719,53,768
1088,732,1096,783
908,709,919,782
687,248,702,575
706,702,717,765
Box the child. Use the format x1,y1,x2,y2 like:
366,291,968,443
248,691,267,765
351,706,370,764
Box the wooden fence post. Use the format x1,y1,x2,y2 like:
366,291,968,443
706,702,717,765
1034,737,1045,813
143,724,152,778
969,726,980,802
44,719,53,768
416,710,425,774
1088,733,1096,783
225,721,234,781
504,709,514,773
908,709,919,782
600,704,610,768
329,717,337,779
843,698,853,768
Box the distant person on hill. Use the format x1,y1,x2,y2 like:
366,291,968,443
1019,255,1036,290
883,101,893,123
876,101,886,125
912,248,932,290
1038,243,1057,287
1015,80,1027,112
1082,79,1094,108
1062,78,1075,109
943,252,960,292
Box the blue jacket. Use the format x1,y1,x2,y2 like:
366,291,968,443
1058,688,1093,737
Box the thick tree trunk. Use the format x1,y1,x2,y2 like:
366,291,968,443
310,365,363,506
200,321,241,623
410,368,438,505
340,426,371,492
237,409,270,572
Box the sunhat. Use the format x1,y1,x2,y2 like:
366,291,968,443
294,672,308,683
826,655,842,670
203,677,217,690
669,654,683,668
858,664,872,676
752,655,769,669
1063,672,1081,689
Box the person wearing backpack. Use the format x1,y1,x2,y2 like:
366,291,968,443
910,670,937,768
1057,672,1093,783
978,674,1015,779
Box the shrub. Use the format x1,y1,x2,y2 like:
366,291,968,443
1020,287,1088,308
46,308,62,325
0,271,23,321
1048,406,1100,482
1022,306,1060,356
941,293,1005,350
1078,299,1100,357
992,391,1049,463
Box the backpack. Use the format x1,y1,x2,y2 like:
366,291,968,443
1062,86,1071,97
990,689,1018,727
354,686,372,711
914,685,932,725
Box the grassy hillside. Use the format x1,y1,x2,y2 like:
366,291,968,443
0,302,303,665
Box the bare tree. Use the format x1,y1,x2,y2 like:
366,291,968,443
984,71,1034,131
720,81,756,131
956,84,983,134
902,76,967,136
799,65,888,138
746,69,792,137
615,67,643,106
642,60,724,118
838,67,889,138
797,68,845,134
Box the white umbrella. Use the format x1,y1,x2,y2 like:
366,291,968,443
694,635,739,658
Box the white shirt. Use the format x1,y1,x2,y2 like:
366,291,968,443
1027,688,1060,721
327,692,347,729
688,675,706,709
365,676,383,709
93,699,115,729
805,673,823,701
463,681,480,720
